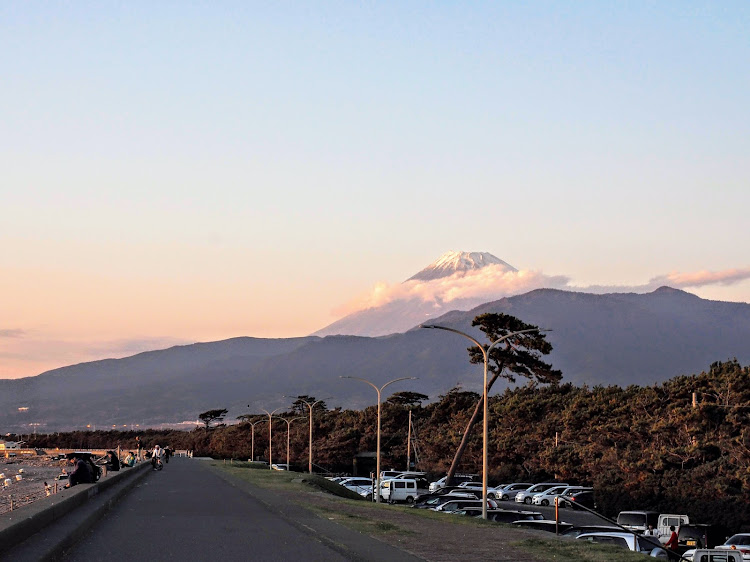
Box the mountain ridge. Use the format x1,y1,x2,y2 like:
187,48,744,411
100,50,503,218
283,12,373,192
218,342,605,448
1,287,748,432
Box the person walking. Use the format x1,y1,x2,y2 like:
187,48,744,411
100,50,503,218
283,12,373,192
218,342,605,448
664,525,679,551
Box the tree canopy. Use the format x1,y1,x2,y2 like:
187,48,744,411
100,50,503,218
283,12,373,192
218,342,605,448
198,408,228,431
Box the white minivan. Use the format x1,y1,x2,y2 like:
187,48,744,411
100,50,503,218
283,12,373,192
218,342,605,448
381,478,419,503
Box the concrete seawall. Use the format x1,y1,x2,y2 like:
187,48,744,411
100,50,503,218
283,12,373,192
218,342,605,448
0,460,150,558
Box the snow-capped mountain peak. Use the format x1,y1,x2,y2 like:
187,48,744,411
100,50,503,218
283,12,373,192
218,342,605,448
406,251,517,282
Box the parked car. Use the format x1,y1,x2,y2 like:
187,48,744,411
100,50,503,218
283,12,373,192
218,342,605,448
457,481,484,491
564,490,597,511
684,549,743,562
381,478,419,503
494,483,533,501
413,493,480,510
430,485,480,497
338,477,374,497
515,483,569,504
412,490,477,507
530,485,571,506
513,520,574,533
555,486,593,507
682,548,742,562
677,524,730,554
491,509,545,523
577,532,668,558
433,498,499,512
562,525,621,538
617,511,660,533
454,508,544,522
271,463,289,471
428,474,478,492
715,534,750,560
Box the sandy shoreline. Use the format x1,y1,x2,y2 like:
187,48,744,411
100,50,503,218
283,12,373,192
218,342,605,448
1,455,69,513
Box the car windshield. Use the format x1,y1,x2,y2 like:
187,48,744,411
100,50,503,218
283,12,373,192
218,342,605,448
618,513,646,526
727,535,750,546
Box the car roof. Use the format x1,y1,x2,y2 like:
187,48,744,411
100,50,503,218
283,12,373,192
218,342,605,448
578,532,635,539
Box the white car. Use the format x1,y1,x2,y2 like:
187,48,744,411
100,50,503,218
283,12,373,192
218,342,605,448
271,463,289,471
530,485,570,506
494,483,533,501
577,532,667,558
339,477,374,496
532,485,591,507
682,549,743,562
515,483,569,504
716,534,750,560
433,498,499,512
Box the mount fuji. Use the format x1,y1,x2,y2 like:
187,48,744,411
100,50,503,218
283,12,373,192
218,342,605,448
313,251,519,337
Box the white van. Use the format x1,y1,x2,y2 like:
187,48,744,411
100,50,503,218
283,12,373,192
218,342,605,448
381,478,418,503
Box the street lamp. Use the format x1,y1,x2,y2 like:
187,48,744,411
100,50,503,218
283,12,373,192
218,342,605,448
261,408,282,469
285,396,332,473
274,416,303,469
421,324,543,520
244,409,267,463
341,376,418,503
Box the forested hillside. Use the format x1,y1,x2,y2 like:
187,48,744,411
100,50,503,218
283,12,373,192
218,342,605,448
26,360,750,530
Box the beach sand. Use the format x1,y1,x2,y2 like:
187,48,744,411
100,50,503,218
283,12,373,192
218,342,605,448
0,455,69,513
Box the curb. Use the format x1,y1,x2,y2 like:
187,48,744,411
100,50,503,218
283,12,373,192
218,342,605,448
0,462,151,561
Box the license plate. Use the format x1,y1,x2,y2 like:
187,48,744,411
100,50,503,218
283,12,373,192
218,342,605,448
686,540,697,546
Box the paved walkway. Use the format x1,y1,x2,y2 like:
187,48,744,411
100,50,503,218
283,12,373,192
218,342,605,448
61,458,421,561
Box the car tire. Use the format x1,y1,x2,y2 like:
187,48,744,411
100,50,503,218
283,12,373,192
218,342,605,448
541,499,549,506
365,493,373,501
524,497,532,505
406,496,414,504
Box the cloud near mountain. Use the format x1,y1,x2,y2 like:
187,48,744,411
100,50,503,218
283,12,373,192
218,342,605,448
579,267,750,294
334,265,750,318
334,265,571,316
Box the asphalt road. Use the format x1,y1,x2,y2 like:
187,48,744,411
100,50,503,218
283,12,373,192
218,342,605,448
62,458,419,561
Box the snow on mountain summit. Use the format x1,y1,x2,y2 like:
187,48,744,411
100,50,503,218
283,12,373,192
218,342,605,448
406,251,517,282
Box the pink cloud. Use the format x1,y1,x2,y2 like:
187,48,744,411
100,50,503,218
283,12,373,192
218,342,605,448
333,265,570,316
335,265,750,317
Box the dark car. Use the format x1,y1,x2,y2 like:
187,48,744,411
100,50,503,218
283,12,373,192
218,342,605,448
491,509,545,523
513,520,574,533
413,494,478,510
676,524,730,554
564,490,596,511
563,525,622,538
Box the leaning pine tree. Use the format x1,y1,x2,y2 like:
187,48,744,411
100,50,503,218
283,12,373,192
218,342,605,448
445,313,562,485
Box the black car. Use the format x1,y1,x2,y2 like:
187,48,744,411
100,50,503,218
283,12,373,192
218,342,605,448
676,524,730,554
563,525,621,538
564,490,596,511
512,520,574,533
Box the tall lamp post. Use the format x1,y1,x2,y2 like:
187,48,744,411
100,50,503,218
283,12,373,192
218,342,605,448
275,416,303,469
261,408,281,469
421,324,542,520
244,410,266,463
341,376,417,503
287,396,332,474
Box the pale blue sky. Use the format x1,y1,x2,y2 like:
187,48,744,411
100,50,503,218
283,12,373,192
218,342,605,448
1,2,749,378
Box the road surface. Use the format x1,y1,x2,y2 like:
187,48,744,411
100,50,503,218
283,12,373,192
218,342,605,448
62,458,420,561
